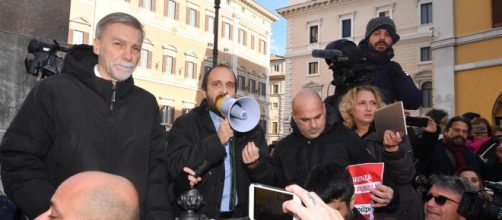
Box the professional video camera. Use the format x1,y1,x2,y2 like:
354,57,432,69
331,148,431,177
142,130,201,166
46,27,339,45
416,175,502,219
312,39,373,96
24,39,68,80
458,181,502,220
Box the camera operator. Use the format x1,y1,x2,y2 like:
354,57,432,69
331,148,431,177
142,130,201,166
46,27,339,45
358,16,422,110
424,175,475,220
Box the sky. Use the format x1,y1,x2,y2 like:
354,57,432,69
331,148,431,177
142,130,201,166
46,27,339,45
255,0,288,56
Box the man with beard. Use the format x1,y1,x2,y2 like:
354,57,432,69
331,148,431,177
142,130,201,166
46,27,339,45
0,12,172,219
358,16,422,110
166,64,274,219
418,116,485,177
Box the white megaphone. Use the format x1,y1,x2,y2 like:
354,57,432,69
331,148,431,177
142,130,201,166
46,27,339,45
216,96,261,132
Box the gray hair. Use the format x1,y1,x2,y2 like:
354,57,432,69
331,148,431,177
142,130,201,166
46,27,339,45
430,175,476,196
95,12,144,42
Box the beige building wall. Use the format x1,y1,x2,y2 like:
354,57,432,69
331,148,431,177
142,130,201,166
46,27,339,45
268,55,286,145
68,0,279,133
278,0,433,133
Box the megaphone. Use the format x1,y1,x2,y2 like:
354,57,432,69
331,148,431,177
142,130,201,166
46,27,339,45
216,96,261,132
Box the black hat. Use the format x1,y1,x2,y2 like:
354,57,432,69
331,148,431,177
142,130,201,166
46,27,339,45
364,16,400,43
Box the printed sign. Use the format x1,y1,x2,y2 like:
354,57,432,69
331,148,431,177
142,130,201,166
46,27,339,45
346,163,385,220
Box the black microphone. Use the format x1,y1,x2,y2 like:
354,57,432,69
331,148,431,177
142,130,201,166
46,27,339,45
341,43,364,64
192,148,227,178
312,49,344,59
484,181,502,193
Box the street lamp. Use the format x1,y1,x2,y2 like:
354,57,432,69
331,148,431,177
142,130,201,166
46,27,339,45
213,0,220,67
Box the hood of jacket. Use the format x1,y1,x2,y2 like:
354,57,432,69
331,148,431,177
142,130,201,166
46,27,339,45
290,104,341,138
61,44,134,100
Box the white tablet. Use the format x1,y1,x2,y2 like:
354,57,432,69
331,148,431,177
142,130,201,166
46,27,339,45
248,183,300,220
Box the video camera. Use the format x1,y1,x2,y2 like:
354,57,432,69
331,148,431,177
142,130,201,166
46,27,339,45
24,39,68,79
311,39,373,96
415,175,502,219
458,181,502,220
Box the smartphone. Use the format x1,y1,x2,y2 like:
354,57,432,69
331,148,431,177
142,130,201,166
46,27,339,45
249,183,300,220
405,116,429,127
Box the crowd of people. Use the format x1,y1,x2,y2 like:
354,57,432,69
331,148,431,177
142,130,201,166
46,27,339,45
0,12,501,220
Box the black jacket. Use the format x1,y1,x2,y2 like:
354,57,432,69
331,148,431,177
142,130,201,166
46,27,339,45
166,101,274,219
359,126,423,220
418,139,485,177
273,104,375,188
358,40,422,110
0,45,172,219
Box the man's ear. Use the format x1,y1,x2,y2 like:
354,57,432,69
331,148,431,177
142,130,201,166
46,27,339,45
93,38,100,55
202,90,207,99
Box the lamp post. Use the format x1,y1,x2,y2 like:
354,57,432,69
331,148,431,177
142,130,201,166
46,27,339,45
212,0,221,67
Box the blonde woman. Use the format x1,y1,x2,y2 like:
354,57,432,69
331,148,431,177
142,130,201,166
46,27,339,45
338,85,423,220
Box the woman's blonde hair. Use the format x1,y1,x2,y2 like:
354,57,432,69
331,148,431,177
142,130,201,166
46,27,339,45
338,85,385,128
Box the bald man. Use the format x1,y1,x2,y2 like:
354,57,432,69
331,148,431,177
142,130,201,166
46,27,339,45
35,171,139,220
272,90,376,187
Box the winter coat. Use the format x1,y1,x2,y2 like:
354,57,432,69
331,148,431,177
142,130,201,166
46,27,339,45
166,100,274,219
0,45,172,219
418,139,485,177
359,40,422,110
272,104,375,188
359,126,423,220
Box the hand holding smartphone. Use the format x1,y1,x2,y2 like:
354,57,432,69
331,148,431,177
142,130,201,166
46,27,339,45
249,183,300,220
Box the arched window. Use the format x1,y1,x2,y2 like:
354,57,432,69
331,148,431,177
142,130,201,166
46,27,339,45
421,81,433,108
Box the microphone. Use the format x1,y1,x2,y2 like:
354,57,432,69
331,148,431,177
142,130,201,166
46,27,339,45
484,181,502,193
312,49,344,59
192,148,227,178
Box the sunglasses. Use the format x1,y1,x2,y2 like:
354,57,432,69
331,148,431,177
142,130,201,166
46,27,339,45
424,193,459,205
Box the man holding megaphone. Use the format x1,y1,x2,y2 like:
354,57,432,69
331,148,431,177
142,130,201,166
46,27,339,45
166,64,275,219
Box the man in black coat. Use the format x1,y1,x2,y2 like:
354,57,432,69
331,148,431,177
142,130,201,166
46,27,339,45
0,12,172,219
166,65,274,219
273,90,394,209
359,16,422,110
418,116,485,177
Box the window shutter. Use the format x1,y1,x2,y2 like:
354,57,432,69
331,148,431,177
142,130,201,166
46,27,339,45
152,0,156,12
193,63,197,79
221,22,225,37
195,11,200,28
139,0,144,7
83,32,89,44
229,24,233,40
243,31,247,46
162,55,166,72
175,2,179,20
147,51,152,69
251,35,254,49
205,15,209,31
186,8,190,25
184,61,188,78
172,57,177,74
163,0,168,16
67,29,73,44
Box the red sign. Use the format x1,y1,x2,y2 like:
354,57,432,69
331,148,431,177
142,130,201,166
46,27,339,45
346,163,385,220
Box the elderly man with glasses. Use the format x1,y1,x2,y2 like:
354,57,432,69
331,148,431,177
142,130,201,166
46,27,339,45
417,116,486,178
424,175,475,220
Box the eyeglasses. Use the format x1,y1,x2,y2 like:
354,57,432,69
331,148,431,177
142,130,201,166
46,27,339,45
449,127,468,135
424,193,459,205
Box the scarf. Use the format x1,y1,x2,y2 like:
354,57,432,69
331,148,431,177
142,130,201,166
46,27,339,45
466,136,492,153
443,139,467,169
